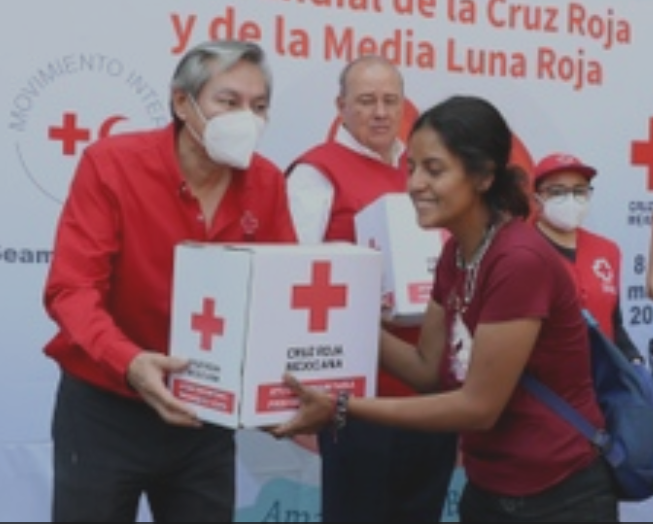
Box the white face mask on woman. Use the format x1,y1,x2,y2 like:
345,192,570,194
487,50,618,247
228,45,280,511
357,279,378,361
539,194,590,232
189,96,266,169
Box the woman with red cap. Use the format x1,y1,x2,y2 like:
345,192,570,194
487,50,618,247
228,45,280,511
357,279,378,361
532,153,643,362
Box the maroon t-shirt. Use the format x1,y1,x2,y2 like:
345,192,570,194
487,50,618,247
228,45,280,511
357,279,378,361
432,218,603,496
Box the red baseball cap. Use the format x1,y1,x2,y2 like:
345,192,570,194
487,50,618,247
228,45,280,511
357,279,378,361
533,153,597,185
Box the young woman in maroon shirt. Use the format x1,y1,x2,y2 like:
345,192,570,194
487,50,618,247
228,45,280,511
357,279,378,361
274,95,618,522
44,40,296,522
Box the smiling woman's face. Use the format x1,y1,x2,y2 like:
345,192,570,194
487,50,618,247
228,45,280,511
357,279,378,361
407,126,482,232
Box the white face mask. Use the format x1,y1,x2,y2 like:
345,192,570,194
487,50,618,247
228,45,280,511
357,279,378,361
189,97,266,169
539,194,589,232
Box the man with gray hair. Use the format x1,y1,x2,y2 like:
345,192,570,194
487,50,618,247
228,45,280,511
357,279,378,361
43,39,296,522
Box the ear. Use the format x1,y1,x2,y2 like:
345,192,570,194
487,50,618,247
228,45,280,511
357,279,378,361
532,192,544,208
171,89,190,121
476,174,494,193
527,192,544,219
335,94,346,114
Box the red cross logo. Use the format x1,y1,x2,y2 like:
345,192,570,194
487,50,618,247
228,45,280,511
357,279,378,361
631,117,653,190
48,112,91,156
191,297,225,351
291,261,348,332
592,258,614,284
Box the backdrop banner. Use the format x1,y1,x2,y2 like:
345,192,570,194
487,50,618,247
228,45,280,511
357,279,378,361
1,0,652,521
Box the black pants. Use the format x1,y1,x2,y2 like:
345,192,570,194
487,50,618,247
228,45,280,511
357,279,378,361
459,458,619,522
318,418,458,522
52,373,235,522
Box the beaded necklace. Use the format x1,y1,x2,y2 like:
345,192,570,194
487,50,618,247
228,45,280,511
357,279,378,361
454,220,503,311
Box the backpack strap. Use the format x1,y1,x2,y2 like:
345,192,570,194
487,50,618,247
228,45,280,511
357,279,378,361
520,373,611,450
521,307,611,450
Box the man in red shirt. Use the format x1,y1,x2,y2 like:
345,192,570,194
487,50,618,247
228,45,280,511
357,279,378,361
285,55,457,523
43,40,296,522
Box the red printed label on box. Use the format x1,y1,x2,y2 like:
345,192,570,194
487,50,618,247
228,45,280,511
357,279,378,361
172,379,235,414
407,282,432,304
256,376,367,412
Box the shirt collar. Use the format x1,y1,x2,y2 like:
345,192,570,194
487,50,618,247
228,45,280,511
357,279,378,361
335,124,405,167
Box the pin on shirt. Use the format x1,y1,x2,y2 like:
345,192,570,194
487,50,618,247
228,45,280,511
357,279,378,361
241,210,259,240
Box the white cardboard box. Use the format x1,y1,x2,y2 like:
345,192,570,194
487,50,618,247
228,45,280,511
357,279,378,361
355,193,448,325
168,242,383,428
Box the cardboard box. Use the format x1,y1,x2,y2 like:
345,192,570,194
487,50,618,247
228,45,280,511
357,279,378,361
168,242,383,428
355,193,448,325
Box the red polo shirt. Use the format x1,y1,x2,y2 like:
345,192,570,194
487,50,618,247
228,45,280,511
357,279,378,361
44,124,297,397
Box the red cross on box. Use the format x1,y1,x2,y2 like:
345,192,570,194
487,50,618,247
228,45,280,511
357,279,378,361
291,261,348,332
191,297,225,351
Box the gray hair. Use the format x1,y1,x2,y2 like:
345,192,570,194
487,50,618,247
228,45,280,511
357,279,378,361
169,40,272,126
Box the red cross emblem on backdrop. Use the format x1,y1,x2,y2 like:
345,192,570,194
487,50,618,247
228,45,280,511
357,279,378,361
291,261,348,332
191,297,225,351
48,111,126,156
631,117,653,190
49,112,91,155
